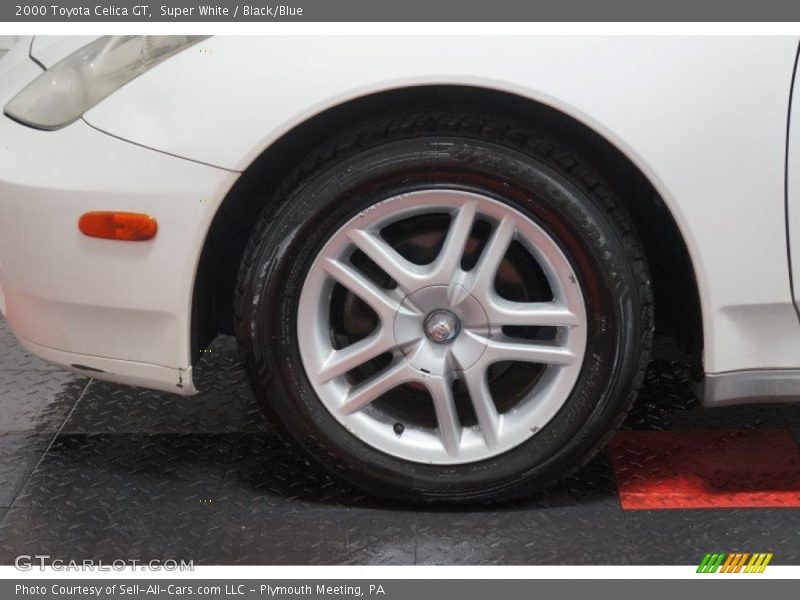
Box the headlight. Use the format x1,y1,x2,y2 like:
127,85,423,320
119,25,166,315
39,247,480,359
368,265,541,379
4,35,207,130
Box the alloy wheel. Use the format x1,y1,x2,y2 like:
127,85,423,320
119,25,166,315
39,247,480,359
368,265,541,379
297,189,587,464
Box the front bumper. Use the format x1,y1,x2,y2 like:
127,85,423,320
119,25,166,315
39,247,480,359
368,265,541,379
0,54,238,394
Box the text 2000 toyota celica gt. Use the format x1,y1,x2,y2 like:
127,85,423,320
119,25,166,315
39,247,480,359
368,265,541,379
1,35,800,502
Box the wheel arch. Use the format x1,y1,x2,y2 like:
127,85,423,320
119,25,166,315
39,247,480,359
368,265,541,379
191,84,703,370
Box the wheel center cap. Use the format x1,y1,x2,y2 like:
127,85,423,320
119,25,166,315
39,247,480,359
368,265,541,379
423,309,461,344
394,285,488,376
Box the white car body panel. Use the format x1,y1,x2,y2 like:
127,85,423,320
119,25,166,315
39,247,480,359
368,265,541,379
84,36,800,375
0,37,238,393
2,35,800,398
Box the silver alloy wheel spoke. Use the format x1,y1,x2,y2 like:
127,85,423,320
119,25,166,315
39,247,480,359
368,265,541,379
481,335,577,366
425,374,462,456
340,359,415,415
298,189,587,464
346,229,425,295
481,298,581,328
462,367,501,449
430,201,478,283
322,257,408,321
460,215,516,303
317,330,397,383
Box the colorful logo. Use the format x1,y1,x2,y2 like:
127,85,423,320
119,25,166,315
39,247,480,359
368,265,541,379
697,552,773,573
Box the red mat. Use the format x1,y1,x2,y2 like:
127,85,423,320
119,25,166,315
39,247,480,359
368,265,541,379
608,430,800,509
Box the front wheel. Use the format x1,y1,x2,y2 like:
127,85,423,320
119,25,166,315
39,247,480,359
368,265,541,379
236,111,653,503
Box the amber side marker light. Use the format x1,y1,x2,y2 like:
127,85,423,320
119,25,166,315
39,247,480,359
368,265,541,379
78,212,158,241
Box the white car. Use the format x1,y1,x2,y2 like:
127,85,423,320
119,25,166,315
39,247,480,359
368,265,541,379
1,35,799,502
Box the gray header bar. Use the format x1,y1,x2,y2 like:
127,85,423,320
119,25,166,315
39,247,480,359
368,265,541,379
5,0,800,22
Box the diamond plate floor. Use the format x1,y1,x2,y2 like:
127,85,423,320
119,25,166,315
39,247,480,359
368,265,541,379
0,316,799,565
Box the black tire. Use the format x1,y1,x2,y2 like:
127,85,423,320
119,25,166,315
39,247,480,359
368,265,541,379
235,110,653,504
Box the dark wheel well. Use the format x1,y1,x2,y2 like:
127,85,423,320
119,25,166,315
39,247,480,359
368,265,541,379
192,85,702,370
